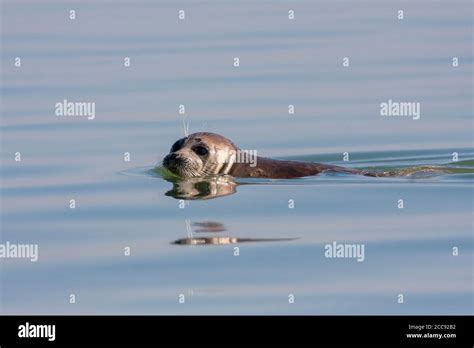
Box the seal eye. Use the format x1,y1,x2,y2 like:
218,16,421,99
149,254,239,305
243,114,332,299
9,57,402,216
193,146,208,156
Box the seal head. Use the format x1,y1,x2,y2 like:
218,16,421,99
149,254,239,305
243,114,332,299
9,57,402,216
162,132,239,178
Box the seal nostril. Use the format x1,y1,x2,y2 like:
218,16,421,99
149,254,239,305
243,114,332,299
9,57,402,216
163,153,181,167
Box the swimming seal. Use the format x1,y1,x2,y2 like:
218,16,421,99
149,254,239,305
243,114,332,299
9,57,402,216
162,132,388,179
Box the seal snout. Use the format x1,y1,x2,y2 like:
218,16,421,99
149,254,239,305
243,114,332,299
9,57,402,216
163,153,182,170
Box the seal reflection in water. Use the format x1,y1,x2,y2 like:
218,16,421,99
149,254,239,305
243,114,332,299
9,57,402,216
172,236,299,246
172,220,299,246
162,132,391,180
163,175,238,200
193,221,226,233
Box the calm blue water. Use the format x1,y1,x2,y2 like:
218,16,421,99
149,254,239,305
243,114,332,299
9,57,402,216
1,1,473,314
